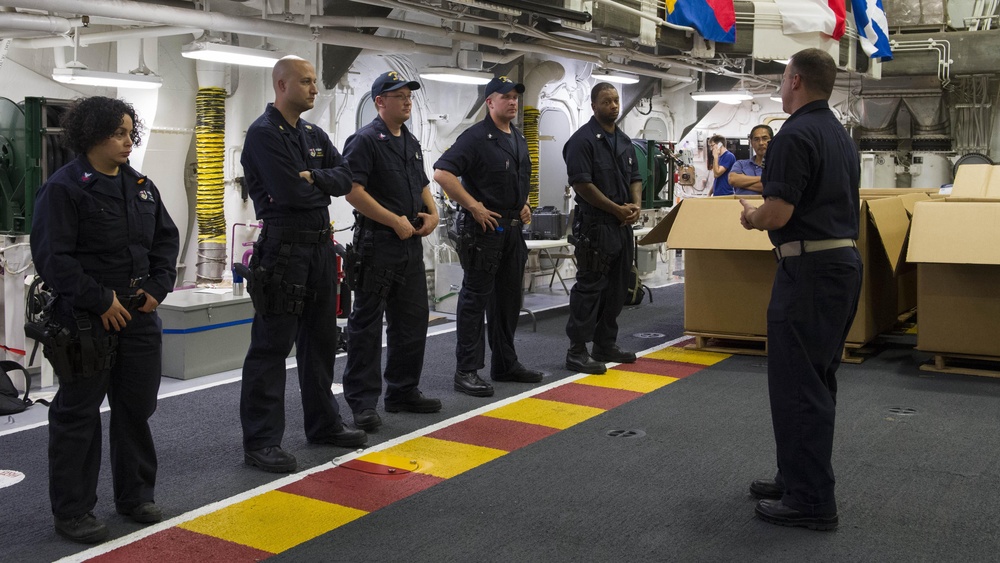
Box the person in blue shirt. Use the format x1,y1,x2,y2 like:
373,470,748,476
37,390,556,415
729,124,772,195
239,56,366,474
562,82,642,374
739,48,862,532
433,76,543,397
708,134,736,196
31,96,179,543
341,71,442,431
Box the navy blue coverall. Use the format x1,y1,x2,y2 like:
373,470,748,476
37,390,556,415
432,114,531,377
240,103,353,451
563,116,641,349
762,99,863,516
341,116,430,413
31,155,179,520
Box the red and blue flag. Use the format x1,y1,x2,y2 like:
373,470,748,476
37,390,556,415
665,0,737,44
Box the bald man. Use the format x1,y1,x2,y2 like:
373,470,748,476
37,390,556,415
239,56,366,474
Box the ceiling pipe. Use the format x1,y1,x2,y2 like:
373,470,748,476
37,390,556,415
522,60,565,107
0,11,72,34
0,0,451,56
594,0,695,32
14,25,202,49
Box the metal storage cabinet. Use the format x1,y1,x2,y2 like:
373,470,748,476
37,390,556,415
158,290,254,380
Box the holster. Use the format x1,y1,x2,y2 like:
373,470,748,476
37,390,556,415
244,241,315,317
347,235,404,299
570,223,612,275
30,312,118,384
456,220,501,275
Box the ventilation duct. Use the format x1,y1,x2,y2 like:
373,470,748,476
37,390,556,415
901,97,951,151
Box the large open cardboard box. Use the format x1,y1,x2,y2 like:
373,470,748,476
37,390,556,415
639,191,921,348
907,164,1000,357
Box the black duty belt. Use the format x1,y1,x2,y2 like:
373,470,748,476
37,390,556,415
496,209,523,228
98,276,147,288
579,211,623,226
119,294,148,309
262,224,331,244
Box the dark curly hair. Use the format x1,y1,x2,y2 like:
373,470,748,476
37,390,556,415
60,96,144,154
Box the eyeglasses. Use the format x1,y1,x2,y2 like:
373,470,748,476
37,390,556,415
382,94,413,102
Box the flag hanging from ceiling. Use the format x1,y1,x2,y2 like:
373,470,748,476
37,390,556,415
665,0,737,44
852,0,894,60
773,0,846,40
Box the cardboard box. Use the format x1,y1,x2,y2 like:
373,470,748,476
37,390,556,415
640,194,915,345
908,193,1000,356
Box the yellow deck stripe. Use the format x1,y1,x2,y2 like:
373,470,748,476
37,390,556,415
645,347,730,365
577,369,678,393
361,436,507,479
178,490,367,553
482,397,606,429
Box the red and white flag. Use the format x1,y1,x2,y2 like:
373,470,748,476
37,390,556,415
773,0,847,40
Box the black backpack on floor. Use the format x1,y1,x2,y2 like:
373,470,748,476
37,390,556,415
0,360,36,415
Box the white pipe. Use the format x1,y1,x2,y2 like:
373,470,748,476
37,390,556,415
0,11,71,34
14,25,201,49
522,60,565,107
0,0,451,55
593,0,695,32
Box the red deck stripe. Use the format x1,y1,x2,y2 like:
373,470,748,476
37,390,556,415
427,416,560,452
534,383,644,410
88,526,273,562
279,460,444,512
617,357,704,379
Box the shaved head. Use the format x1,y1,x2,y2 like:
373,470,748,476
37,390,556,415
271,55,318,125
272,55,309,92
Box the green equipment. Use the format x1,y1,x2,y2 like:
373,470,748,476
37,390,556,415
0,97,74,234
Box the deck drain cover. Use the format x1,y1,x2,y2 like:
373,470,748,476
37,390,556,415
606,429,646,438
888,407,917,415
634,332,664,339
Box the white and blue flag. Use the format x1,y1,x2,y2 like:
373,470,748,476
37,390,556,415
852,0,893,60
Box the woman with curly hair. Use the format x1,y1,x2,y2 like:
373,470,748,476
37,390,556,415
30,96,179,544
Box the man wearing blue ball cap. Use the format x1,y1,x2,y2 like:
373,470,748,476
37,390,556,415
433,76,542,397
341,71,441,431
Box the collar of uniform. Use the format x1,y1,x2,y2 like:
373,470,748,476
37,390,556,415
371,115,410,142
786,99,830,122
482,113,520,141
71,154,143,188
585,115,622,143
264,103,310,135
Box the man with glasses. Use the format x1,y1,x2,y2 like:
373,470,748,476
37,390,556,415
341,71,442,431
433,76,542,397
729,124,773,195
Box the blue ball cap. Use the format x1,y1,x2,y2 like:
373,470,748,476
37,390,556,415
484,75,525,99
371,71,420,99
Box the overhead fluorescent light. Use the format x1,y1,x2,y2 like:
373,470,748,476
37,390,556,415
182,41,282,68
419,66,492,85
594,69,640,85
52,63,162,89
769,93,782,102
690,90,754,105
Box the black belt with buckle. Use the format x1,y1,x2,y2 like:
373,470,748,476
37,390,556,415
262,224,331,244
119,293,147,309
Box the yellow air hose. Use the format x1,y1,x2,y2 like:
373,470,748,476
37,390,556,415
195,87,227,284
523,106,540,210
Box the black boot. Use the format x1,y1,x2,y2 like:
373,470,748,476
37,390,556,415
565,343,606,374
591,344,637,364
454,370,494,397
